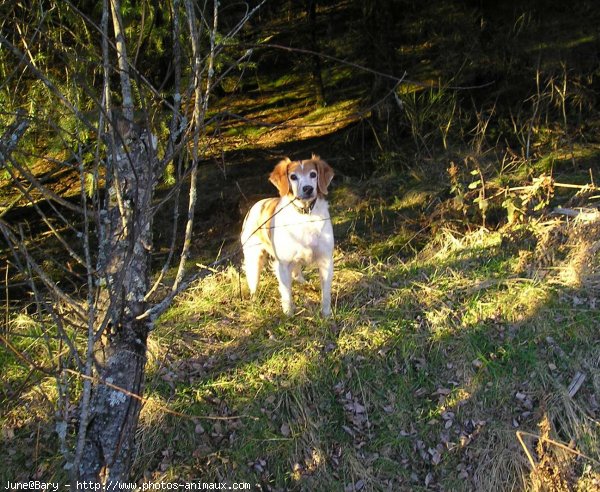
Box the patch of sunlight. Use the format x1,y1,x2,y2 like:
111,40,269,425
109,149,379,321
423,229,503,265
554,216,600,288
426,305,457,338
291,447,327,482
336,322,392,355
565,35,596,48
438,387,471,414
222,124,268,139
139,394,169,428
5,376,58,426
162,266,242,319
399,41,435,57
457,229,503,252
332,264,365,295
252,99,360,148
532,34,596,53
304,99,358,123
558,241,592,289
326,66,354,86
265,347,317,386
368,231,415,260
529,145,600,176
391,189,432,212
272,73,296,90
461,280,549,328
198,344,320,398
397,79,436,95
11,313,39,330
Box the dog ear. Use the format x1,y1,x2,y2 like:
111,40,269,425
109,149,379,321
316,158,334,196
269,157,291,197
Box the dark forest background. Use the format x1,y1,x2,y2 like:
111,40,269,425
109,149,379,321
2,1,600,490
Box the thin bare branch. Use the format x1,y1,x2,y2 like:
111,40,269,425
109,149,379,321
109,0,134,120
72,0,110,476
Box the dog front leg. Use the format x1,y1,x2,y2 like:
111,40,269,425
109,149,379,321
274,260,294,316
318,256,333,317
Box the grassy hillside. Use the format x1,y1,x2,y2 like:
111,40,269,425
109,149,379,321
135,174,600,490
4,168,600,489
2,1,600,490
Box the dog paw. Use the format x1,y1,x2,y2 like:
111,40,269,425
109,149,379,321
282,302,295,316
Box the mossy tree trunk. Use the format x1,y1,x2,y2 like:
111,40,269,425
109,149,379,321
76,0,157,482
78,119,157,482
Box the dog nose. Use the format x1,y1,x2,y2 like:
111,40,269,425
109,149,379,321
302,185,314,195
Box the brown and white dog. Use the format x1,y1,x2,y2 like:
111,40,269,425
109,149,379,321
241,155,335,316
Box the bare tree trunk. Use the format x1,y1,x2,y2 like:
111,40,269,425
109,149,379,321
78,118,157,482
0,0,265,484
76,0,157,482
109,0,135,120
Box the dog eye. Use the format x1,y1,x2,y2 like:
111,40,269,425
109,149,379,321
289,174,298,181
310,171,317,179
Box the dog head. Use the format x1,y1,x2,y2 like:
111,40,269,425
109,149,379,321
269,155,334,201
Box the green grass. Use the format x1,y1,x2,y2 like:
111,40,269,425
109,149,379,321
4,164,600,489
116,188,600,489
4,1,600,486
3,169,600,489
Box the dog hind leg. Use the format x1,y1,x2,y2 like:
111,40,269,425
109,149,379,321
243,246,265,296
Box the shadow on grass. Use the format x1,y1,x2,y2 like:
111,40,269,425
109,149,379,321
3,191,600,491
125,218,600,490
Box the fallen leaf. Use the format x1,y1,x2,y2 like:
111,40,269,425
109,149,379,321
352,401,366,414
515,391,527,401
425,472,434,486
2,427,15,440
342,425,356,437
429,447,442,465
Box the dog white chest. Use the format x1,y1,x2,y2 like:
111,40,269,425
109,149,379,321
272,202,333,265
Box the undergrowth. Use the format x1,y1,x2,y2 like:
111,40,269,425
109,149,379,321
3,157,600,490
124,175,600,490
3,2,600,489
